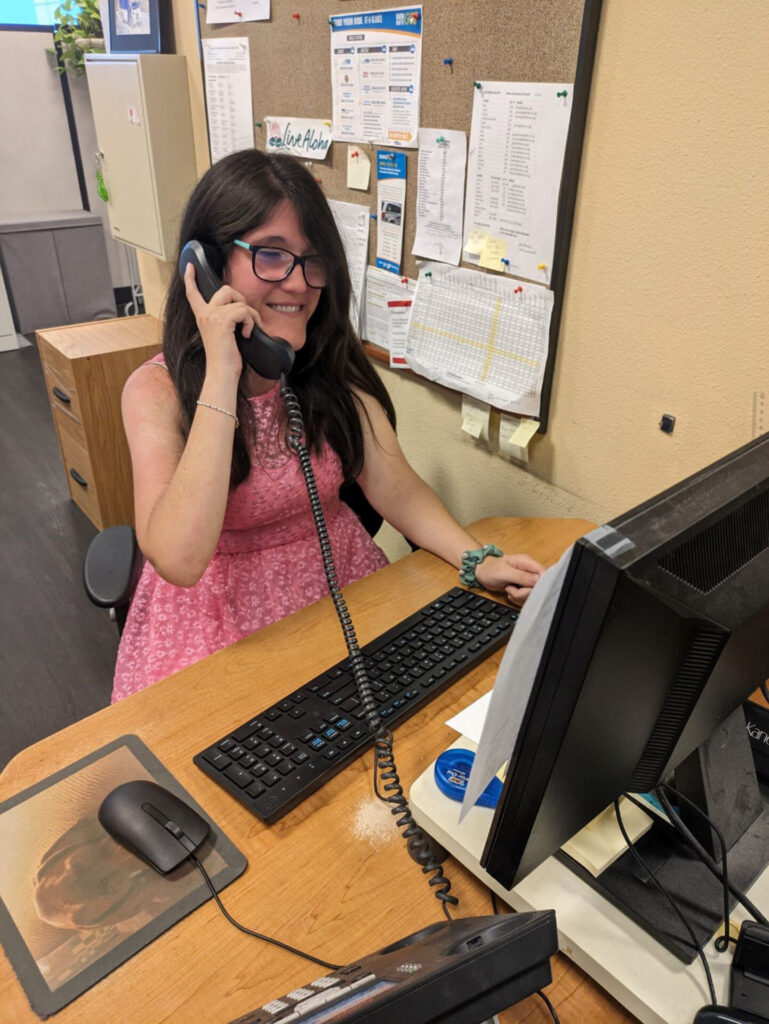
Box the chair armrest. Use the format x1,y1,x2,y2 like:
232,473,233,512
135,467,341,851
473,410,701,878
82,525,142,610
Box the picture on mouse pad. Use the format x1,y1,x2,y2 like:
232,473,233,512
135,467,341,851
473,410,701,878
0,736,246,1017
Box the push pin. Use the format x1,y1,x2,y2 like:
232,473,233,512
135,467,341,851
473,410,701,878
401,277,408,285
351,150,359,159
425,271,432,278
514,286,523,295
234,9,242,17
556,89,568,98
500,257,510,267
473,81,482,90
292,12,300,22
254,121,262,128
436,136,446,144
370,213,377,220
443,58,453,72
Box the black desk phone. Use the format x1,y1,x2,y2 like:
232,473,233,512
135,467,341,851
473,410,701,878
178,240,295,380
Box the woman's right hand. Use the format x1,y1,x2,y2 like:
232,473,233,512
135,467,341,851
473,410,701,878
183,262,259,378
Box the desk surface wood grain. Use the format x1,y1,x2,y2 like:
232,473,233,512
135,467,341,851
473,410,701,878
0,517,638,1024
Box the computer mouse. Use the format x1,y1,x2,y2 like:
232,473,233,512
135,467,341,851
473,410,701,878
98,780,210,874
692,1007,769,1023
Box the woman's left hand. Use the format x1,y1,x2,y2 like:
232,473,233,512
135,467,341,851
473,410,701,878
474,552,546,605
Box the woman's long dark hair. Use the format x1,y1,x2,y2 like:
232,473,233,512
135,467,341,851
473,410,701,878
163,149,396,487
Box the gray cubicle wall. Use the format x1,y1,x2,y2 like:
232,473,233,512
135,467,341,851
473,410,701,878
0,25,132,297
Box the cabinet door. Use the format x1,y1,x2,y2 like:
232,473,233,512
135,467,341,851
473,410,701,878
86,60,163,256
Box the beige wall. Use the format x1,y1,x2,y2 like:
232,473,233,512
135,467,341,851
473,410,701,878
142,1,769,563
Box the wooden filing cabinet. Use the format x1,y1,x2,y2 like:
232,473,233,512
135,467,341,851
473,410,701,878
37,315,161,530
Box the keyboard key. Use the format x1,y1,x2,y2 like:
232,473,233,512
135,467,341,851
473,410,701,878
218,738,236,752
224,765,252,788
247,780,266,799
203,749,231,770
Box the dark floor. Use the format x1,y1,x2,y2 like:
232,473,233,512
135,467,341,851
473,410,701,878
0,342,118,773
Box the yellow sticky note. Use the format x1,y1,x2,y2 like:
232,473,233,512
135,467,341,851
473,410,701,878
347,145,371,190
461,395,490,442
509,418,540,447
464,227,488,256
478,236,508,272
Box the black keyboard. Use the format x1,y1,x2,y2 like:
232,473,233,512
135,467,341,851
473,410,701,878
193,587,517,823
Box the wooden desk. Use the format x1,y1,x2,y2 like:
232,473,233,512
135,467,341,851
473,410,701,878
0,517,637,1024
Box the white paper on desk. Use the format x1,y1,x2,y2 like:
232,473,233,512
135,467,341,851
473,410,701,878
206,0,269,23
363,265,415,350
405,263,553,417
412,129,466,266
464,82,572,283
329,200,370,332
460,545,575,821
445,692,491,745
203,38,254,164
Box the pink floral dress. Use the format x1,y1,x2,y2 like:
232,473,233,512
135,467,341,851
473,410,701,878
112,378,388,701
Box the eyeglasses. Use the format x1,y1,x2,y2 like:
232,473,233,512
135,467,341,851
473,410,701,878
232,240,326,288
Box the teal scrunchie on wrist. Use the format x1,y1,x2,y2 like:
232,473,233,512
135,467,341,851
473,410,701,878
459,543,503,587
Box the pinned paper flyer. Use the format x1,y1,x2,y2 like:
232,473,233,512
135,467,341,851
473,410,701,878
264,117,332,160
376,150,407,275
347,146,371,190
461,394,491,441
387,298,412,368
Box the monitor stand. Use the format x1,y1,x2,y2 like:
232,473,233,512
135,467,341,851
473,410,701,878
409,737,769,1024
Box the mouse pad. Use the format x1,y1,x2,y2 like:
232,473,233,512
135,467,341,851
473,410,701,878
0,734,247,1018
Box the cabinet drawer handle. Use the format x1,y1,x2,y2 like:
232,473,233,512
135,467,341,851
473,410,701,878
69,468,88,488
52,386,71,404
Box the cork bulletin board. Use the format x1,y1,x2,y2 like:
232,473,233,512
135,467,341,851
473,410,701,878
196,0,602,430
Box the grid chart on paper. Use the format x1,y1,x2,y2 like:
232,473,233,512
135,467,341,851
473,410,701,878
406,281,549,397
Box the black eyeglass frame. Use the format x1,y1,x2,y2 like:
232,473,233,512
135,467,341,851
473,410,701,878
231,239,326,288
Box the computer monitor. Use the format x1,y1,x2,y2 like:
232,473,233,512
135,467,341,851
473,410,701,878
480,432,769,962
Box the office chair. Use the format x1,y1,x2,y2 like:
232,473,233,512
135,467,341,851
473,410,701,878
82,483,385,635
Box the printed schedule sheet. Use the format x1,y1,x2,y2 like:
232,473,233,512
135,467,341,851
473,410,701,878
405,263,554,417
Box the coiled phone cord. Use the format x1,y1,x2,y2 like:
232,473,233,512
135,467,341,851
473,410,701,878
281,376,458,919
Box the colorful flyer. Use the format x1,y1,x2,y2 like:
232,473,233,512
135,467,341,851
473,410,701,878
330,6,423,148
376,149,407,274
264,117,333,160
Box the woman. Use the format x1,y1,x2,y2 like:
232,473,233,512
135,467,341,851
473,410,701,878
113,149,543,701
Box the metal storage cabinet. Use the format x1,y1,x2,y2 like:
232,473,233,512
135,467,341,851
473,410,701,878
0,212,116,334
84,54,197,261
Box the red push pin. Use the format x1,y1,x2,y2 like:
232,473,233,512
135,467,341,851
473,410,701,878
401,277,408,284
351,150,359,159
292,12,300,21
234,9,242,17
514,286,523,295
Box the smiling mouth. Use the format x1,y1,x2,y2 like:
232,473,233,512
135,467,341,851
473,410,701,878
267,304,303,313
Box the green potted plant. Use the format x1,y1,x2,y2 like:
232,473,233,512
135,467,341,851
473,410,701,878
49,0,105,76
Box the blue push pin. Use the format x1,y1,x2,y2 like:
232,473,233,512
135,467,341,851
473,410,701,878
500,258,510,267
443,58,453,72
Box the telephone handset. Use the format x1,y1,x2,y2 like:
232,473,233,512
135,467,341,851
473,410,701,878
178,240,295,381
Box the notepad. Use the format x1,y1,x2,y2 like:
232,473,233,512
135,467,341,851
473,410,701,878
560,796,654,877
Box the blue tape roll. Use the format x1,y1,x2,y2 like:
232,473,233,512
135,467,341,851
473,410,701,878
434,748,502,809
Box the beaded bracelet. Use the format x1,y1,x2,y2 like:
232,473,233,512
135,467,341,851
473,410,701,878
459,543,503,587
196,400,239,428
